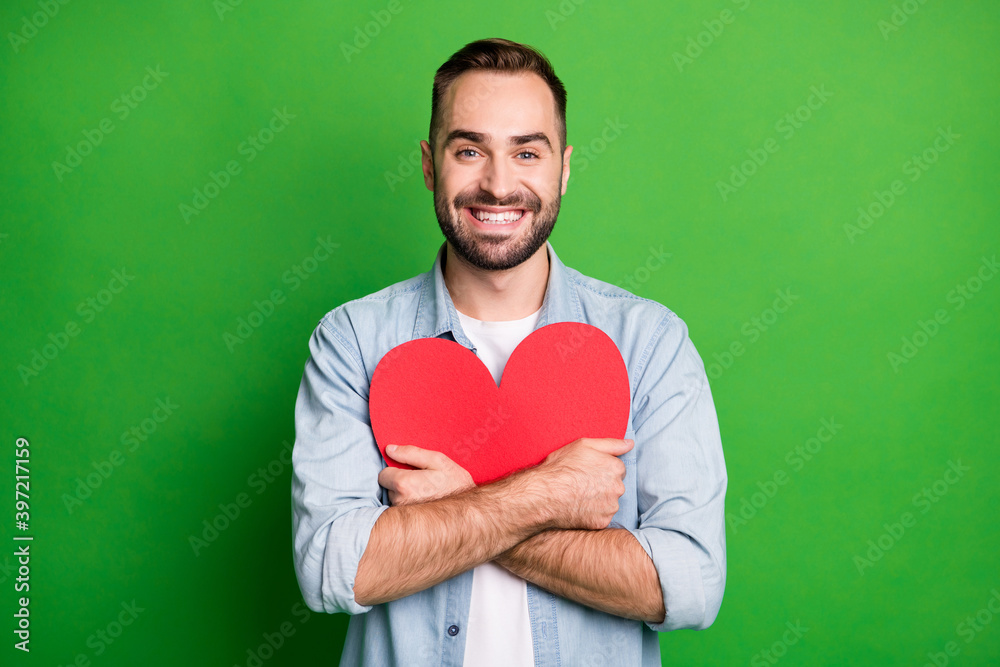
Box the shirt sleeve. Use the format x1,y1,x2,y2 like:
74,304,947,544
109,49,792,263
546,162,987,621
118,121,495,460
624,311,727,631
291,313,390,615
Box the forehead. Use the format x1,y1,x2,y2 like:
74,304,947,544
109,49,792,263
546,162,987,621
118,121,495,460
441,71,557,142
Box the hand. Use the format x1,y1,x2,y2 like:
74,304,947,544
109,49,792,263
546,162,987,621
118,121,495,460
378,445,476,506
535,437,633,531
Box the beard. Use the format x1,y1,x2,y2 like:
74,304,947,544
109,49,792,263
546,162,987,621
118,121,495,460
433,172,562,272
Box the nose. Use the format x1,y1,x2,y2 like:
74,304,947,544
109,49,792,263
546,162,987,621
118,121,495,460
478,155,517,202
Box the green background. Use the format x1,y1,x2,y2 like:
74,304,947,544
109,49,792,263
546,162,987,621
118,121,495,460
2,0,998,665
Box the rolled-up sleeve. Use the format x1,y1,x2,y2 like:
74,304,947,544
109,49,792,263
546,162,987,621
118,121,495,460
625,311,727,632
291,313,389,615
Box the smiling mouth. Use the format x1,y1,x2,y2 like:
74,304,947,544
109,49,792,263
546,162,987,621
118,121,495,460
465,207,527,224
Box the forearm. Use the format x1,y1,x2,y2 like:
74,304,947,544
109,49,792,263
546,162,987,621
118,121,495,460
354,469,550,606
494,528,665,624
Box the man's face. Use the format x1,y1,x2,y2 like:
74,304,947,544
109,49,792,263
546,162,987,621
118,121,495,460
421,71,572,272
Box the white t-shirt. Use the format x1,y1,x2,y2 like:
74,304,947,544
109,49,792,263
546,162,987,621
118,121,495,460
456,305,542,667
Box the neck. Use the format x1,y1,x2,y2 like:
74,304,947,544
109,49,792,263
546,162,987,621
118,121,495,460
443,243,549,321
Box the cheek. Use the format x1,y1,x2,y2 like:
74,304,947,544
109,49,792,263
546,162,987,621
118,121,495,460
442,176,482,204
528,172,564,203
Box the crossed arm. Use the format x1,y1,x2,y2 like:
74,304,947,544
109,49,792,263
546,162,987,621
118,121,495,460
380,443,665,625
493,527,665,624
297,311,723,627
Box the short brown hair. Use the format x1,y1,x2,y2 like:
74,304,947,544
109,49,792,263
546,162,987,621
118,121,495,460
429,38,567,157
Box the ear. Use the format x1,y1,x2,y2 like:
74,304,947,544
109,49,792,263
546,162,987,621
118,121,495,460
560,145,573,196
421,140,435,191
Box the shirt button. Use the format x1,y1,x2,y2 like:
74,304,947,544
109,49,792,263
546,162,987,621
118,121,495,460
447,624,460,636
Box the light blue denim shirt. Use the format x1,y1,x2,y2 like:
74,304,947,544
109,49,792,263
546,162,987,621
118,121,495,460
291,240,727,666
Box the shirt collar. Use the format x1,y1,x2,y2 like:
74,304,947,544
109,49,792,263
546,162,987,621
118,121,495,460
412,240,583,346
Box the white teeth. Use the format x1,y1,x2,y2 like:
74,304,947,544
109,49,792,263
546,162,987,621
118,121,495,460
471,208,524,224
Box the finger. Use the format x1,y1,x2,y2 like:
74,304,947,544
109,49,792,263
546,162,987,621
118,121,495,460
378,466,404,492
388,470,441,505
582,437,634,456
386,444,446,470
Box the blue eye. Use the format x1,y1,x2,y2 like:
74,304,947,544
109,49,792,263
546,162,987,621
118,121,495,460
454,148,541,160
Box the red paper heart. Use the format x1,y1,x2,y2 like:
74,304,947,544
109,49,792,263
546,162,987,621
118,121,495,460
369,322,630,485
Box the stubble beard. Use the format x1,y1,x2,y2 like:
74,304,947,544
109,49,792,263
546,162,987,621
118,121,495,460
433,169,562,272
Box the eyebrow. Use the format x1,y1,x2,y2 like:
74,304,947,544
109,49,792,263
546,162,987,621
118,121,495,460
443,130,552,152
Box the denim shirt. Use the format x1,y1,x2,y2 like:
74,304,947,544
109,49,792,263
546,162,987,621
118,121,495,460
291,240,727,667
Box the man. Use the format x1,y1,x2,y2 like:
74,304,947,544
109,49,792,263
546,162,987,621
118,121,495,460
291,38,727,666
